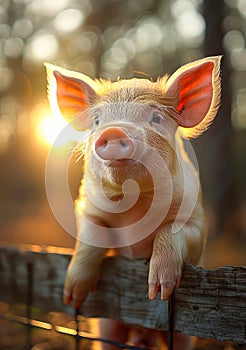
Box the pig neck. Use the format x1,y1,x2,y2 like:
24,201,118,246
85,160,157,199
84,168,156,204
81,168,184,225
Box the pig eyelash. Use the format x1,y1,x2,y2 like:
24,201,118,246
162,106,180,123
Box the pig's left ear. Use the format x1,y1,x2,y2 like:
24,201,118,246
45,63,98,130
165,56,222,138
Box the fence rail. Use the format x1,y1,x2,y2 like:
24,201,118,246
0,243,245,344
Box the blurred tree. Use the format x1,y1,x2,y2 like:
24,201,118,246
0,0,245,246
192,0,238,236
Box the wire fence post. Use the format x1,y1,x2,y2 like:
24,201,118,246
75,308,81,350
26,260,34,349
168,291,174,350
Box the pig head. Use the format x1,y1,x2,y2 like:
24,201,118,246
46,56,221,307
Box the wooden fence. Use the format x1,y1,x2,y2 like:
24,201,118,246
0,243,245,348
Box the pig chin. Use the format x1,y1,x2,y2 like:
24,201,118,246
105,158,136,168
92,157,153,196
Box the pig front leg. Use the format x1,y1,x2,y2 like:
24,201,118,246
64,233,108,308
148,220,205,300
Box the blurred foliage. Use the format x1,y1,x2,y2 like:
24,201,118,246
0,0,246,149
0,0,245,244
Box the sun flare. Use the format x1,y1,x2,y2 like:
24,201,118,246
38,114,66,145
32,103,83,147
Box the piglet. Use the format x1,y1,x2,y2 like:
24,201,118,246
46,56,221,349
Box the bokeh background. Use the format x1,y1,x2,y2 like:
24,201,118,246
0,0,245,268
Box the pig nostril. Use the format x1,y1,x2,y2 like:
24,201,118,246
97,139,107,148
120,140,127,147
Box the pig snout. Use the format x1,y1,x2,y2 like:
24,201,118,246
95,127,135,161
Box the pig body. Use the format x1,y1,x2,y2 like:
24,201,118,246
46,56,221,349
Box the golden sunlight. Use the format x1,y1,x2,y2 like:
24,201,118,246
32,102,82,147
37,113,67,146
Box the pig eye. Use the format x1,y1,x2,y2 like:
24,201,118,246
94,116,100,126
150,113,162,124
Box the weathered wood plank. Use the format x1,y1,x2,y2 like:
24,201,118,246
0,244,73,314
0,243,245,343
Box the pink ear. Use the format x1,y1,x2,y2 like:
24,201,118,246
166,56,221,130
54,71,97,129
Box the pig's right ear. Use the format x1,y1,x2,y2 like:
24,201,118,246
45,63,98,130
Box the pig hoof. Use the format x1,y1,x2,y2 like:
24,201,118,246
148,252,182,300
148,283,160,300
63,257,100,309
63,288,87,309
63,289,72,305
148,281,176,300
160,281,175,300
